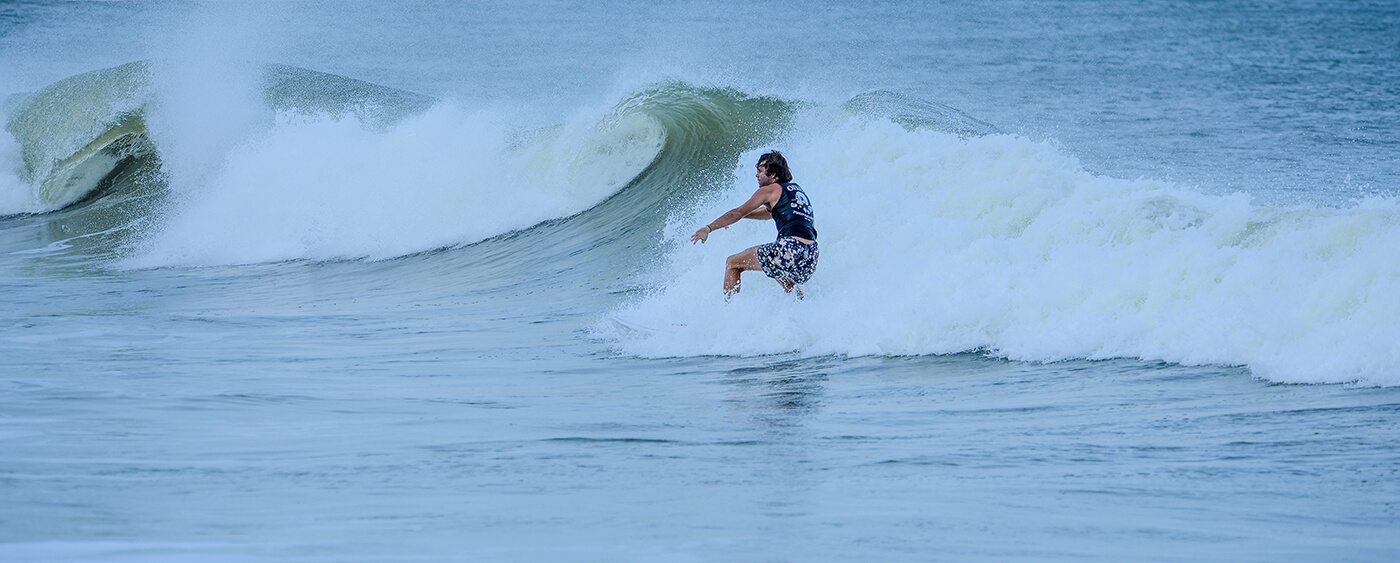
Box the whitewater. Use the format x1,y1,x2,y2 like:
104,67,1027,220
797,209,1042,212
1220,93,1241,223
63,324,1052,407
2,1,1397,561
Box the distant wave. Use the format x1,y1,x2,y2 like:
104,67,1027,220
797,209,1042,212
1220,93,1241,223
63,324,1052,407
1,61,435,215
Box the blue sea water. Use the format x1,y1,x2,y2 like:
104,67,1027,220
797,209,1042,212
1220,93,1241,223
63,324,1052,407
2,0,1398,560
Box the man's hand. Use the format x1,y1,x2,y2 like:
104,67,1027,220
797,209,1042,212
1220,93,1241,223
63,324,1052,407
691,226,711,244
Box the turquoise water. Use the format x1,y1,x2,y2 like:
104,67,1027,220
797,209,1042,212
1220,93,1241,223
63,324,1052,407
2,1,1398,560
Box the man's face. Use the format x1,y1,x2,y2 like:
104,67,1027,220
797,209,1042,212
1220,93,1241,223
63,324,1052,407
756,164,777,186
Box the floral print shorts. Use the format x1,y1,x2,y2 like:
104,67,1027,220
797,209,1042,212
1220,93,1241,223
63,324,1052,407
757,237,819,286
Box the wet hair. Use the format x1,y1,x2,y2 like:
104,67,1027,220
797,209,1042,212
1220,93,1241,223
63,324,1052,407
758,150,793,183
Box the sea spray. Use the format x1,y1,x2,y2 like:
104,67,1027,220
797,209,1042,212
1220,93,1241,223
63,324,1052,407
610,116,1400,386
145,59,271,199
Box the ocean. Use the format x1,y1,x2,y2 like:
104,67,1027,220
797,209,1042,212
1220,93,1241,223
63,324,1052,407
2,0,1398,560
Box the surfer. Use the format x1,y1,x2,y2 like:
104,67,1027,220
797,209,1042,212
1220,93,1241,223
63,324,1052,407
691,150,818,300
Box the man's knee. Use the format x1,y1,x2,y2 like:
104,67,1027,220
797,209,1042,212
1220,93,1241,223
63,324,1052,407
726,247,762,272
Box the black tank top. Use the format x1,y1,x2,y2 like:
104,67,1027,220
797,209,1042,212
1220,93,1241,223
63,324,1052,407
771,182,816,240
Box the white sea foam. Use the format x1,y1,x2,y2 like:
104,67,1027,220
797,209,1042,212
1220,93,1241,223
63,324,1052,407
123,100,664,267
609,117,1400,386
0,129,33,214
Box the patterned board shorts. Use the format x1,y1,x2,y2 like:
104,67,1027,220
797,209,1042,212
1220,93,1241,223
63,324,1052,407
757,237,819,286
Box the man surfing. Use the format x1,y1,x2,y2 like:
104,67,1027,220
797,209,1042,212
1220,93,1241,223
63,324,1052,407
691,151,818,300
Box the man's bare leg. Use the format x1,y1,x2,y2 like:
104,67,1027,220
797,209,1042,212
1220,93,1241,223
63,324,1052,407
724,246,763,300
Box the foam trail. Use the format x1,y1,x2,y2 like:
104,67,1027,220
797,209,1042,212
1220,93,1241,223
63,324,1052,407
608,116,1400,386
